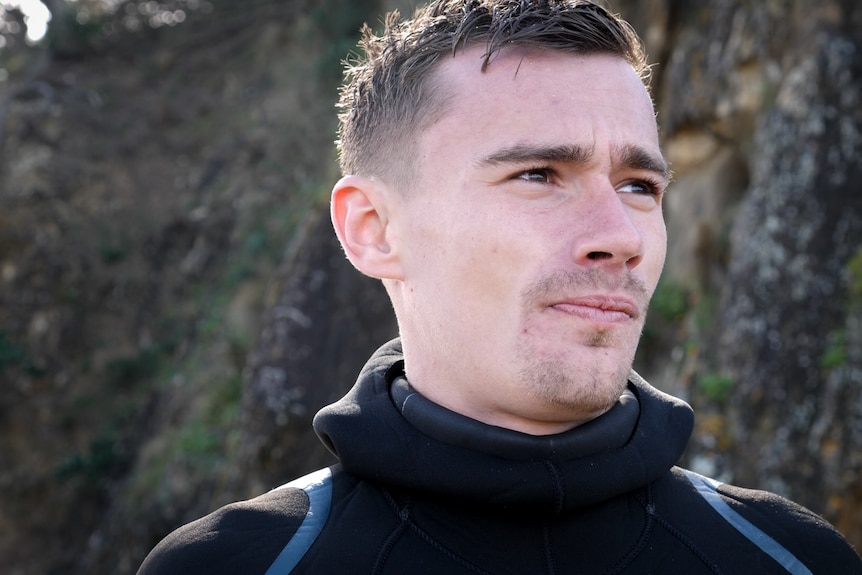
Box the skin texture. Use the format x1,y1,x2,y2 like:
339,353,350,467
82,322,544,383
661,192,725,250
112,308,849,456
332,47,669,435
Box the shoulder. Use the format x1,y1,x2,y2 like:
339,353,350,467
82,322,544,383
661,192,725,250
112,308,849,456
137,468,334,575
666,467,862,573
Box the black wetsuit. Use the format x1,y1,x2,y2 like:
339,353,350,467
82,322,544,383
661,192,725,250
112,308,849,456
138,339,862,574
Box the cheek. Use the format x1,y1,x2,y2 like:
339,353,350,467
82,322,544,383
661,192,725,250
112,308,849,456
453,235,506,291
447,226,527,312
407,198,541,312
643,219,668,291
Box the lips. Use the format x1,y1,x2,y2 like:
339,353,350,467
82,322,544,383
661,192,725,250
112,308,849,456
549,295,640,323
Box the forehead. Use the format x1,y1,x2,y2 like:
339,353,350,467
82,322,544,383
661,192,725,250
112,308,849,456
420,46,660,165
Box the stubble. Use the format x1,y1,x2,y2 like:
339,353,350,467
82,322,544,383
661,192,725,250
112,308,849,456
516,269,649,417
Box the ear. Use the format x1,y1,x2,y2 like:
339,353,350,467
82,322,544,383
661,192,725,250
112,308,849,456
330,175,404,280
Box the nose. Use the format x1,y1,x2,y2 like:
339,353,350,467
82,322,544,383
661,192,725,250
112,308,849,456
571,188,644,270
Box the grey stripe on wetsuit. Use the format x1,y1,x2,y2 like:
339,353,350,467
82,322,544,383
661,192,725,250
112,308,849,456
265,468,334,575
683,469,812,575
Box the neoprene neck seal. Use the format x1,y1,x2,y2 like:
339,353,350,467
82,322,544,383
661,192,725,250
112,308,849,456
389,374,640,461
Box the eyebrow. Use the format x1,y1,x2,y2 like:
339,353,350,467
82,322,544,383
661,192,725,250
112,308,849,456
476,142,671,183
616,144,672,183
478,143,594,167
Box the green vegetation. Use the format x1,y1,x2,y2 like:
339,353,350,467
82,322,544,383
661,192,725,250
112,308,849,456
635,280,696,372
171,373,242,473
650,279,691,323
697,372,734,403
99,242,128,264
107,347,163,388
311,0,380,82
126,370,243,508
0,331,27,370
55,432,126,487
815,246,862,374
820,329,847,372
848,245,862,305
693,291,718,333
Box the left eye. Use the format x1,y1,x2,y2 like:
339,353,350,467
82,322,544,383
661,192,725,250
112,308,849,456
618,180,659,196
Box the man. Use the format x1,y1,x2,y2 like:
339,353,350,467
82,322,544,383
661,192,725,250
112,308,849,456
138,1,862,573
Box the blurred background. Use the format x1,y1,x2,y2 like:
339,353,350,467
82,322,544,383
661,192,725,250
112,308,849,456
0,0,860,573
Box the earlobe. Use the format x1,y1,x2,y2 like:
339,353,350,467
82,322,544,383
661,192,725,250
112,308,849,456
331,175,404,280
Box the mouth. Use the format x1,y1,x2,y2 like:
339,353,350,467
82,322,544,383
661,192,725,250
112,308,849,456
549,295,640,324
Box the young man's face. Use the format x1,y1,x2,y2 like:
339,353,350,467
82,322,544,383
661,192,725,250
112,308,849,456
388,47,668,434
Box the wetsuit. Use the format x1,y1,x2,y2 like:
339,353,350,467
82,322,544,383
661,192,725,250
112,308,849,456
138,339,862,574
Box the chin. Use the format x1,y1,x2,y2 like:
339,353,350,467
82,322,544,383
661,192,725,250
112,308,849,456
518,352,632,415
515,327,637,404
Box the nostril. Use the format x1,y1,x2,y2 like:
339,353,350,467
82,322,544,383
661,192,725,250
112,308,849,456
587,251,613,260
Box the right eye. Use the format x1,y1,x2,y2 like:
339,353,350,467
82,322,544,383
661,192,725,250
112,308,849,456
514,167,555,184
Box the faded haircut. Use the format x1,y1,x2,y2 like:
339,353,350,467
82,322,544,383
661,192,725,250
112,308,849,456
335,0,649,191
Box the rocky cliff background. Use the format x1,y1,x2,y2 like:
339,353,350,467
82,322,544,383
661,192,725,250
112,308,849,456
0,0,860,573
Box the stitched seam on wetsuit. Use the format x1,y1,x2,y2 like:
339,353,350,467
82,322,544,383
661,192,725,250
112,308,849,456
543,521,558,575
381,488,494,575
543,461,565,516
370,516,408,575
406,520,495,575
371,492,410,575
636,486,725,575
600,486,656,575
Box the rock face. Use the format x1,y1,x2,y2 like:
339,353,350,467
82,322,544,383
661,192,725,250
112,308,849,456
713,3,862,543
229,208,395,498
0,1,860,573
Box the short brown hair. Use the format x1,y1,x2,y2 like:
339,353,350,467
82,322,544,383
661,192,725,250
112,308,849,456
336,0,648,190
